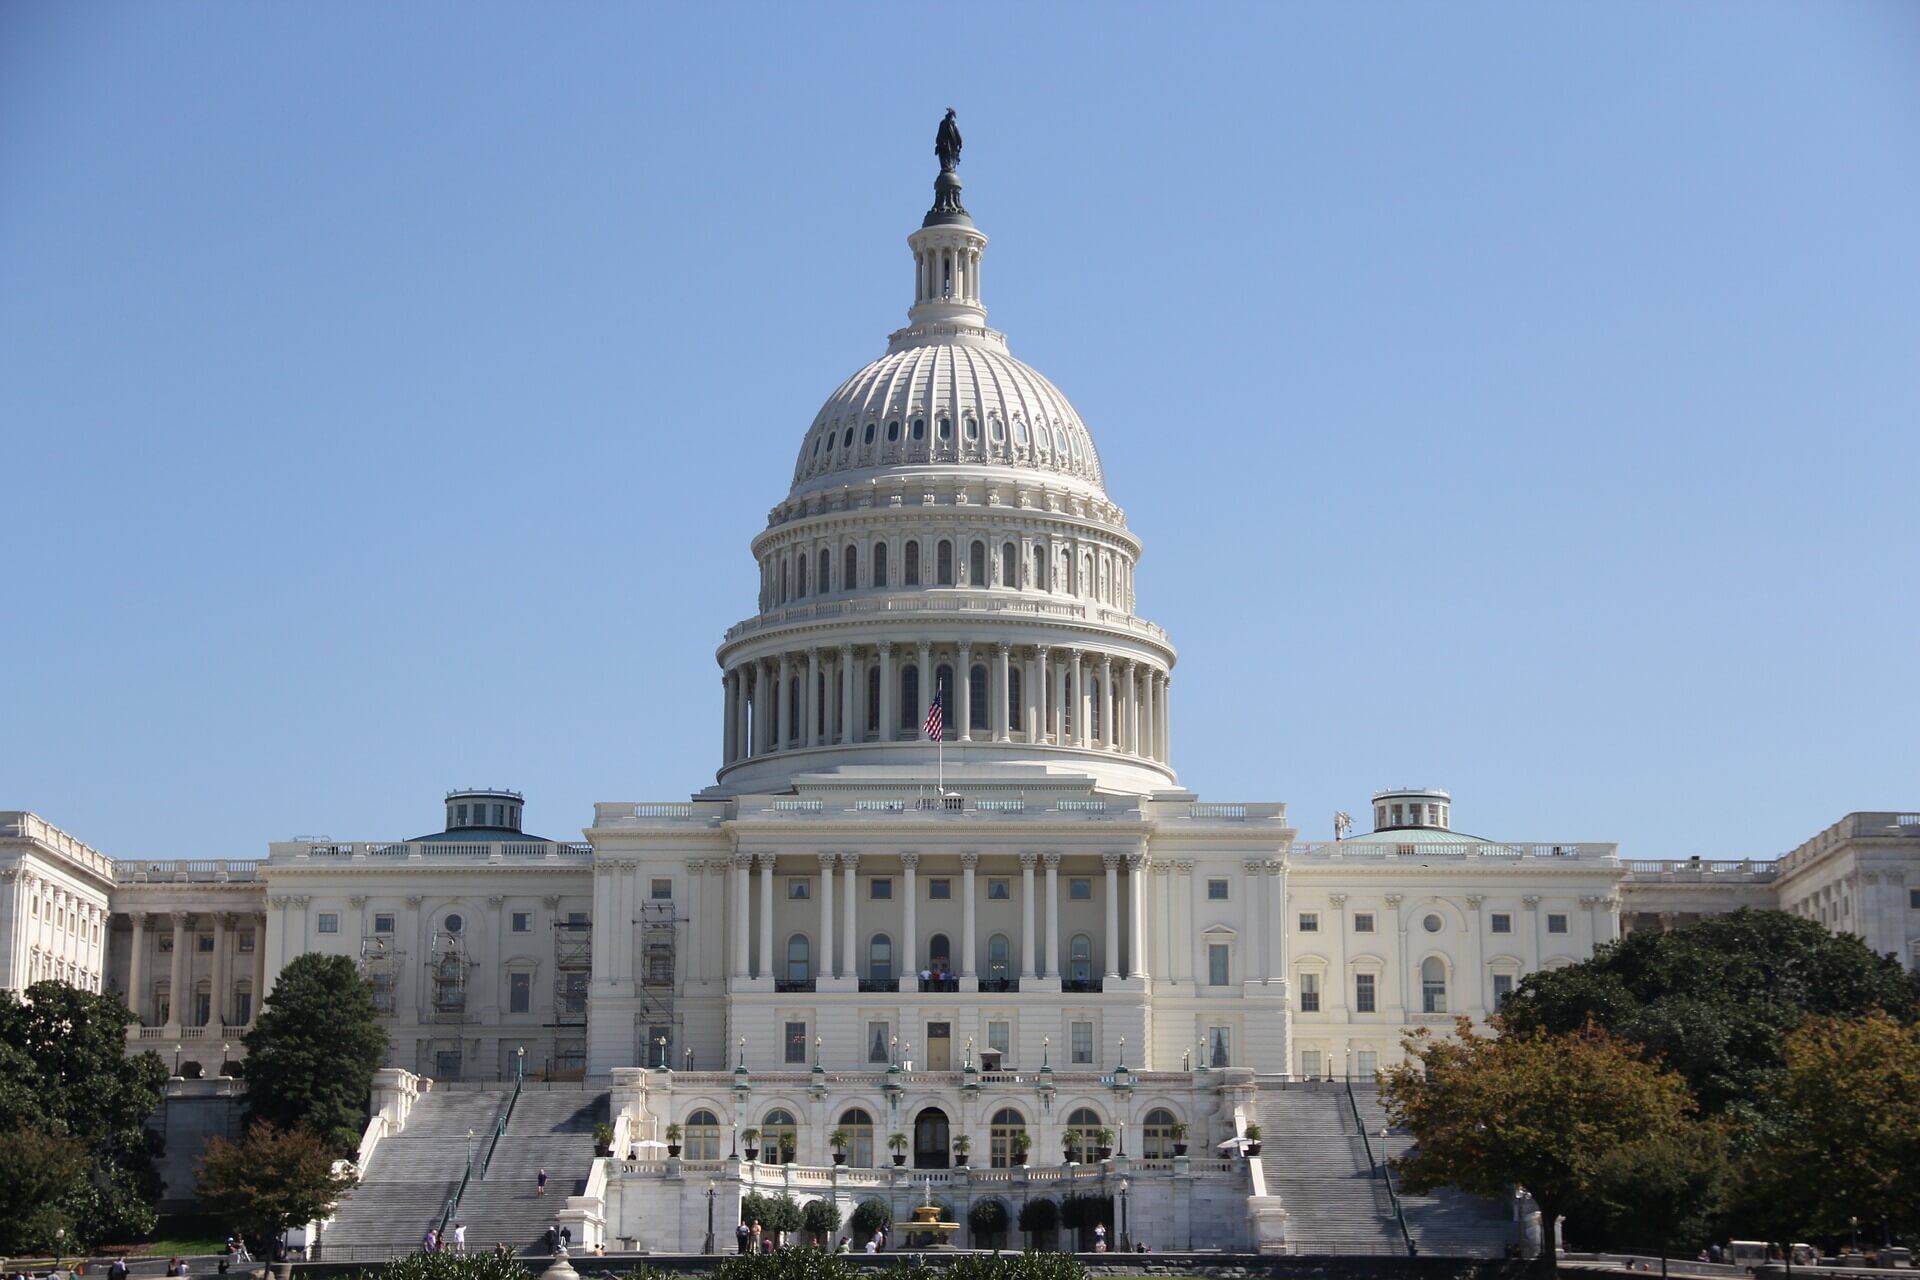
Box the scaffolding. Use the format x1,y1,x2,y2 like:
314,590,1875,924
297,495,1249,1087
360,933,402,1019
636,898,685,1069
428,929,472,1024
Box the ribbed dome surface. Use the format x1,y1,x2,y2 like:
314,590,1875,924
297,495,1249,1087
791,334,1106,493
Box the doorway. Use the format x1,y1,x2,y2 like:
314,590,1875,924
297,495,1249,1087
926,1021,952,1070
913,1107,951,1168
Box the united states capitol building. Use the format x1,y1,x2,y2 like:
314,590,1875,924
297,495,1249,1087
3,123,1915,1255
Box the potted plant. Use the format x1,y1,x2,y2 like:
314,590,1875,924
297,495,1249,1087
665,1123,683,1158
1009,1129,1032,1166
1169,1120,1189,1157
1093,1127,1115,1161
778,1133,796,1164
1243,1123,1262,1157
829,1128,851,1165
740,1127,760,1161
951,1133,971,1167
1062,1130,1080,1164
887,1132,909,1166
593,1121,615,1156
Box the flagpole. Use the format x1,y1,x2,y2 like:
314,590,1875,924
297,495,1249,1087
936,681,945,794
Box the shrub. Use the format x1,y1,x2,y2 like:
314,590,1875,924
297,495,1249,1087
967,1199,1010,1238
740,1191,802,1236
366,1252,537,1280
1057,1193,1111,1231
850,1198,891,1242
1018,1197,1059,1234
801,1197,841,1244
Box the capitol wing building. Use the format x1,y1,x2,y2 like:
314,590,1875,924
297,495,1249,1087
3,131,1917,1255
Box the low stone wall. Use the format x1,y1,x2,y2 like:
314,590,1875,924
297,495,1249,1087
290,1254,1536,1280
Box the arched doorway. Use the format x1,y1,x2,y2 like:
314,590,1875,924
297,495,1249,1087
913,1106,951,1168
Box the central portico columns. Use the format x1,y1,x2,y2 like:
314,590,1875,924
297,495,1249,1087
1102,854,1121,979
841,854,859,983
1127,854,1148,980
900,852,919,978
1243,859,1265,986
757,852,776,979
731,855,752,979
1041,853,1060,979
1019,852,1038,980
127,913,147,1020
165,911,190,1034
959,852,979,984
818,853,836,977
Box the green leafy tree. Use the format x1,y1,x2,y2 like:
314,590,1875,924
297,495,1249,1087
0,1124,89,1253
1383,1018,1696,1272
1744,1011,1920,1242
242,954,389,1151
800,1197,841,1246
1501,910,1920,1117
967,1198,1010,1245
1583,1123,1730,1273
1018,1198,1059,1248
0,980,167,1246
740,1191,803,1238
197,1121,357,1254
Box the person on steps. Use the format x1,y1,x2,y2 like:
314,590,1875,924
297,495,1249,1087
536,1167,548,1197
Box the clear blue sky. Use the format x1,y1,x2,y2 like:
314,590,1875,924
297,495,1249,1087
4,3,1916,861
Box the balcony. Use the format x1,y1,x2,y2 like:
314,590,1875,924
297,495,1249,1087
978,978,1020,994
918,977,960,993
775,978,816,994
858,978,899,993
1061,978,1105,994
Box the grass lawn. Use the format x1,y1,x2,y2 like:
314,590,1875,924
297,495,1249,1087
129,1215,228,1257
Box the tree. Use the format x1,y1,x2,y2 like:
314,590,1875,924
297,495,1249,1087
0,981,168,1246
850,1198,891,1243
0,1125,89,1253
1383,1018,1696,1272
1018,1198,1059,1248
801,1197,842,1246
968,1198,1010,1245
1501,910,1920,1117
197,1121,357,1254
242,954,389,1151
1584,1123,1730,1273
740,1191,802,1239
1746,1011,1920,1243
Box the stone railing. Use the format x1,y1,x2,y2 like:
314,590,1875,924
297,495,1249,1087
114,859,260,883
1624,858,1779,881
1292,841,1616,862
721,591,1172,647
618,1155,1237,1188
1780,812,1920,876
267,840,592,863
1,811,117,880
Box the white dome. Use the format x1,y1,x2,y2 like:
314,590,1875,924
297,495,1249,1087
791,332,1105,495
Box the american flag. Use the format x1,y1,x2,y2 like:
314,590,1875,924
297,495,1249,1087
923,689,944,742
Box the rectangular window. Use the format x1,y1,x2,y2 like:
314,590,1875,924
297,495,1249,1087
1355,972,1377,1013
987,1020,1010,1056
233,990,252,1025
987,877,1010,900
1069,877,1092,900
1547,913,1568,934
375,912,396,934
788,878,811,900
1356,1049,1377,1077
867,1021,891,1063
784,1021,808,1064
1490,912,1512,934
511,911,531,933
193,991,211,1026
508,972,531,1013
237,930,255,953
197,934,215,952
1208,943,1230,987
1070,1020,1094,1064
928,878,951,900
1492,973,1514,1005
1207,878,1230,900
1298,911,1318,932
1300,1049,1321,1078
651,878,673,900
1299,972,1320,1012
317,913,339,934
646,944,674,986
1910,888,1920,910
870,878,892,900
158,934,174,953
1354,912,1375,933
1209,1025,1231,1067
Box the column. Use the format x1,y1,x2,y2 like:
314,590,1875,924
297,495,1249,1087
1242,860,1264,983
1051,650,1068,745
916,641,933,728
127,914,147,1021
1024,648,1042,744
1142,671,1158,761
901,853,919,980
1124,663,1138,755
1127,855,1148,979
956,643,973,741
251,913,267,1017
757,853,775,979
1159,673,1172,763
1102,854,1121,979
842,854,860,983
210,913,230,1027
818,853,836,978
806,648,822,746
1073,651,1089,747
166,912,190,1031
1100,655,1115,750
1019,853,1038,980
840,645,857,745
724,670,739,763
776,653,793,749
877,642,895,742
735,668,751,760
1267,861,1287,988
1042,854,1061,979
731,855,751,979
751,663,770,755
993,643,1012,743
1173,861,1194,983
960,852,979,978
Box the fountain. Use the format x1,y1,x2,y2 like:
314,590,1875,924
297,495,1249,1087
902,1176,960,1249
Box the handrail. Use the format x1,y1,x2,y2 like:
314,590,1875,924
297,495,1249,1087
482,1071,523,1177
1348,1078,1415,1257
441,1075,522,1238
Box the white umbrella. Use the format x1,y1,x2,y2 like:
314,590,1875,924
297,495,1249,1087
1217,1135,1250,1149
634,1139,670,1150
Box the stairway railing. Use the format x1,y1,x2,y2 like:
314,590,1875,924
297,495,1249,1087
439,1080,522,1238
482,1070,523,1178
1347,1078,1415,1256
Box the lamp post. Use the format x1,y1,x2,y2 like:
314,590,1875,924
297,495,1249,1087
1117,1120,1125,1159
467,1128,476,1175
1851,1217,1860,1254
658,1036,669,1070
173,1042,183,1076
704,1180,718,1255
515,1045,525,1084
1117,1176,1131,1252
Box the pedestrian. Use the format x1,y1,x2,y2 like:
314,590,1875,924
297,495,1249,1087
453,1223,467,1255
422,1228,437,1254
107,1261,127,1280
543,1226,558,1255
1094,1222,1107,1252
863,1238,878,1255
750,1221,763,1253
536,1167,549,1197
736,1221,751,1255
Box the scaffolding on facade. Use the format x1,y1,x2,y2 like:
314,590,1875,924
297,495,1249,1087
360,933,402,1018
428,929,472,1024
637,898,685,1069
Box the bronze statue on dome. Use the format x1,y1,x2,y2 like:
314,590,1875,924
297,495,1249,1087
935,109,962,172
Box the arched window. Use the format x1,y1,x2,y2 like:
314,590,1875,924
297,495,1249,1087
779,560,789,604
1422,956,1447,1014
904,541,920,586
989,1107,1028,1168
1002,542,1016,587
819,548,832,593
937,540,954,585
1069,934,1093,982
1142,1107,1180,1159
873,541,889,588
1033,546,1048,591
839,1107,876,1167
684,1109,722,1161
987,933,1011,980
1008,668,1023,733
1064,1107,1104,1162
796,556,808,598
844,545,858,591
762,1108,799,1163
928,932,952,973
866,667,881,734
969,541,987,587
786,934,811,982
900,666,920,731
969,664,989,733
869,933,893,982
